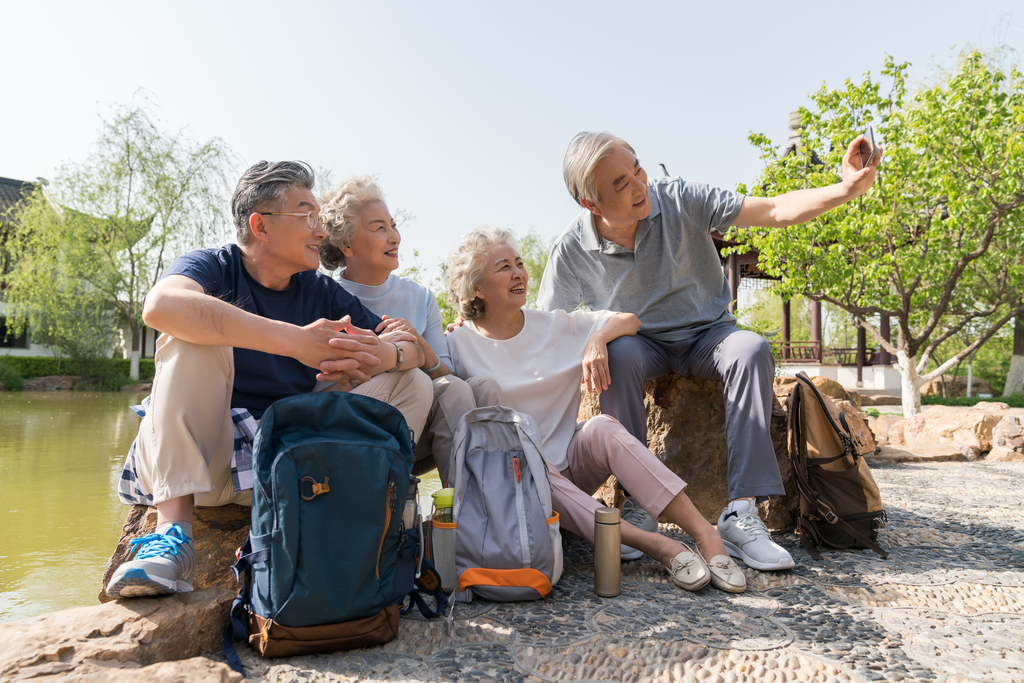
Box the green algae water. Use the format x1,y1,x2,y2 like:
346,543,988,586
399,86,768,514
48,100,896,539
0,391,441,623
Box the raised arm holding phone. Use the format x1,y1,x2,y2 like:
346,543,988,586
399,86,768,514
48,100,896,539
537,130,882,570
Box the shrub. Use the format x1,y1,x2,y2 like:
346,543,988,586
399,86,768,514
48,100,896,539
0,356,155,386
0,358,25,391
921,394,1024,408
863,407,881,418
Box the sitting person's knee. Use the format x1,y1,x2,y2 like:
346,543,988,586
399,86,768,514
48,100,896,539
468,375,503,406
580,414,624,439
606,335,646,372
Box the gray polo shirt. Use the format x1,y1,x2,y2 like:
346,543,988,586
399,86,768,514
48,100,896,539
536,177,744,342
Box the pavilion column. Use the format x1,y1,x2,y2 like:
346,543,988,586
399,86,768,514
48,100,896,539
879,315,891,366
782,299,791,360
811,299,822,362
726,254,740,313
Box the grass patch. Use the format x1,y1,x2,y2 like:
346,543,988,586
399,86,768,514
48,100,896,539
921,394,1024,408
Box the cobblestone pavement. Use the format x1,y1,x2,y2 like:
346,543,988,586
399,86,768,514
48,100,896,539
235,461,1024,683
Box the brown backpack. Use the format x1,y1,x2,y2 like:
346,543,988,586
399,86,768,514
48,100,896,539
786,373,888,560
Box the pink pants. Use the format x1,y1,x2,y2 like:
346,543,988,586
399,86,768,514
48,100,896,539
551,415,687,544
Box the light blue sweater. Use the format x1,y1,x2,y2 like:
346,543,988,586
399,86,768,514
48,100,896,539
336,273,452,369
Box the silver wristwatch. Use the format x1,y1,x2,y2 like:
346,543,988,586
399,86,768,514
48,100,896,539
385,341,404,373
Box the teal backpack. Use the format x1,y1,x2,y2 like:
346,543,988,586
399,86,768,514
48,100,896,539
224,392,445,673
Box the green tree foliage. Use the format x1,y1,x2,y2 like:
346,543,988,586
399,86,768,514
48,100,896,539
3,100,233,379
733,51,1024,416
519,229,552,309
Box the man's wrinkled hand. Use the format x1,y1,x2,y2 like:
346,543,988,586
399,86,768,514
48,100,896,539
308,317,383,382
841,135,883,198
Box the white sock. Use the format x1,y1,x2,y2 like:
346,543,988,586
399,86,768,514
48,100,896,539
156,521,193,540
725,498,756,517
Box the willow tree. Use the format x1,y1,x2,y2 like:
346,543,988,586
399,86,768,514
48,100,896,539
3,101,232,379
734,52,1024,417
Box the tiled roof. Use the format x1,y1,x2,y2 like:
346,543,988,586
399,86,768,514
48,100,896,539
0,176,36,217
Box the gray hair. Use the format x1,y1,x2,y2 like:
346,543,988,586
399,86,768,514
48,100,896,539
447,226,521,320
563,131,636,206
231,161,315,245
318,175,386,271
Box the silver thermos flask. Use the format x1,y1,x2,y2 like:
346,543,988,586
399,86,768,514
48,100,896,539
594,506,621,597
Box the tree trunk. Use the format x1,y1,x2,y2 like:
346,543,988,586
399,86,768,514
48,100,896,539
895,350,923,418
966,352,974,398
1005,317,1024,397
130,326,141,381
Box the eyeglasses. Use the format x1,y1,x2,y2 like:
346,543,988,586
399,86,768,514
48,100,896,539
259,211,325,230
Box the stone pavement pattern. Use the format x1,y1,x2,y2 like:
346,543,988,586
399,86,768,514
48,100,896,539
226,460,1024,683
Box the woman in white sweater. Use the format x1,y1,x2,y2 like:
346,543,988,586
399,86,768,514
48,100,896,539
445,226,745,593
319,176,498,484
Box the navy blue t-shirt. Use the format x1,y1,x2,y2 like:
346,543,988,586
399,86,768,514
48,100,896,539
160,244,383,418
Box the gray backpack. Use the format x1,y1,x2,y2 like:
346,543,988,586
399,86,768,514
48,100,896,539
448,406,563,602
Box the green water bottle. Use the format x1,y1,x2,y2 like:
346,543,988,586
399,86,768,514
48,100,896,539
432,488,454,523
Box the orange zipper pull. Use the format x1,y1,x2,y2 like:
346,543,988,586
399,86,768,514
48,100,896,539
512,456,521,482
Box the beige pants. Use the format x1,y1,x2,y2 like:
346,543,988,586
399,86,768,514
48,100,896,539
134,335,433,507
412,375,502,485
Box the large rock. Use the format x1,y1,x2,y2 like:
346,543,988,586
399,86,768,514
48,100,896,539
773,376,860,410
866,444,967,464
20,656,241,682
0,588,234,680
100,504,250,603
865,414,906,447
986,446,1024,462
920,374,995,398
991,414,1024,452
22,375,81,391
579,374,796,530
904,406,1004,452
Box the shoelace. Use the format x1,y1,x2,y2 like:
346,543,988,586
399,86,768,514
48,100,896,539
621,501,653,525
735,512,771,539
130,530,188,561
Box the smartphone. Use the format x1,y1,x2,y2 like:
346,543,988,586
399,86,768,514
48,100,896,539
861,126,878,168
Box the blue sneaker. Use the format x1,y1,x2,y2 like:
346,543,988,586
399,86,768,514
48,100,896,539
106,522,195,598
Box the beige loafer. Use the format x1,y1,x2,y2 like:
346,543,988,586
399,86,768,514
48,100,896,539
667,546,710,591
705,554,746,593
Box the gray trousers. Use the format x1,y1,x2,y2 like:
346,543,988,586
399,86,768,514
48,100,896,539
600,322,784,501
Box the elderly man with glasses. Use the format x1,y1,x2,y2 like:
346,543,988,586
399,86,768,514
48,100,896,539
538,131,881,572
105,160,433,599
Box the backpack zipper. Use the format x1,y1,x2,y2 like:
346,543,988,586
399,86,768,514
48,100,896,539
377,477,396,580
512,454,532,567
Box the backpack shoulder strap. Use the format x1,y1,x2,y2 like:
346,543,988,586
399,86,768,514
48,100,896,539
794,373,856,455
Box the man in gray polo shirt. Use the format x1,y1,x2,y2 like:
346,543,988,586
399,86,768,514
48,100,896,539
537,131,880,571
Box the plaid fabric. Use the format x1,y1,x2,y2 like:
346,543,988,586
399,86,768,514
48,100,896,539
117,395,258,506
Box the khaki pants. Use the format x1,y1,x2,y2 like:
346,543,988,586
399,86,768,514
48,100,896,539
134,335,433,507
412,375,502,485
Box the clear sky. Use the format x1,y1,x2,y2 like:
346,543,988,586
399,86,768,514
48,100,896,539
3,0,1022,282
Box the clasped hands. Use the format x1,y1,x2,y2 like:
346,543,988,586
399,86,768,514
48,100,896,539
295,316,420,386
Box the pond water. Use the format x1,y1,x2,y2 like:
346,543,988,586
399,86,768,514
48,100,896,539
0,391,441,623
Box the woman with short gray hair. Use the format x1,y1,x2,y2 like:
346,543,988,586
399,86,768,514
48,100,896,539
446,226,746,594
320,175,497,484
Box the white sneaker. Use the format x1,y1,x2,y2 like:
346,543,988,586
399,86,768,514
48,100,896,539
620,496,657,560
717,500,795,571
